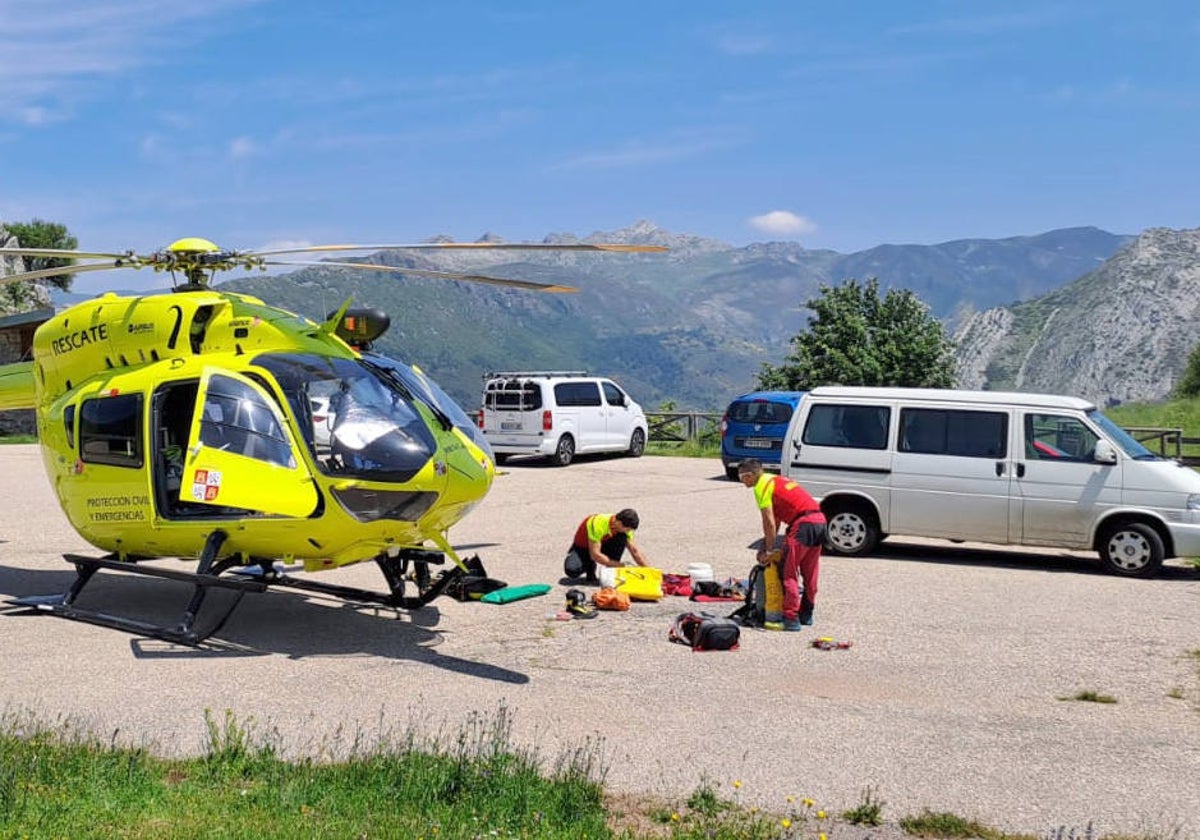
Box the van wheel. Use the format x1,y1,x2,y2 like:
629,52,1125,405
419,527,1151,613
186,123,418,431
627,429,646,458
494,454,509,466
1098,521,1164,578
824,504,880,556
552,434,575,467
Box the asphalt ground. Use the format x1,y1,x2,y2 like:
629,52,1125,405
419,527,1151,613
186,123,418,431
1,444,1199,837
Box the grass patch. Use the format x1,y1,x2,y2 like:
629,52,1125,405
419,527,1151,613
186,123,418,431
0,706,609,839
842,784,885,826
898,808,1033,839
646,440,720,458
0,434,36,444
1057,691,1118,704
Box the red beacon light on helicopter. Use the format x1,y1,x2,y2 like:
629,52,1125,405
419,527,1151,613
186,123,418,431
330,307,391,351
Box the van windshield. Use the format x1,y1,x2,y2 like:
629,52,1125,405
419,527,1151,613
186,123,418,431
1088,410,1158,459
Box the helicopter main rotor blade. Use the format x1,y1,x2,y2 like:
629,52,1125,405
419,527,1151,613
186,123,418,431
0,261,128,286
260,259,578,293
0,246,135,260
249,242,667,258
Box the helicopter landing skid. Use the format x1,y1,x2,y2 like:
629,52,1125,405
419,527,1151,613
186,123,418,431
228,549,470,611
11,552,267,646
9,547,480,646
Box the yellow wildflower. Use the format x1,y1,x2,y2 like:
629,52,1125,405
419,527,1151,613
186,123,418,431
733,780,742,789
817,810,826,820
671,812,680,822
781,818,792,829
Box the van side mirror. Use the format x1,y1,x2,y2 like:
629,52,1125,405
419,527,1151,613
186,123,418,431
1093,439,1118,465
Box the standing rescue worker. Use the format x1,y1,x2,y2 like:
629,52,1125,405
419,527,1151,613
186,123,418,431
564,509,650,583
737,458,825,630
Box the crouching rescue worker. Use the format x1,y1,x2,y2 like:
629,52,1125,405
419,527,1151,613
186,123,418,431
564,509,650,583
738,459,825,630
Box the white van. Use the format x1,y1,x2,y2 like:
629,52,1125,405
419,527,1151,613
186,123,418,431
781,386,1200,577
480,371,648,466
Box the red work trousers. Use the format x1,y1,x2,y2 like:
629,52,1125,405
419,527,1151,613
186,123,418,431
781,513,825,621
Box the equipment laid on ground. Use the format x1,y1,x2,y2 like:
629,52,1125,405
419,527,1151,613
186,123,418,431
668,611,741,651
593,586,630,611
614,566,663,601
730,558,783,628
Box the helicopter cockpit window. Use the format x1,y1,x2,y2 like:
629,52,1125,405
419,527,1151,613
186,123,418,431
252,353,436,482
365,353,495,462
200,374,295,468
80,393,144,468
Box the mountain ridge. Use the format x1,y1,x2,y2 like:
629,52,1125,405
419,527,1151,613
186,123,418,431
219,222,1131,409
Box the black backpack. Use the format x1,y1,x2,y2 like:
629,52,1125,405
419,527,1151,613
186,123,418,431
729,564,768,627
669,611,741,651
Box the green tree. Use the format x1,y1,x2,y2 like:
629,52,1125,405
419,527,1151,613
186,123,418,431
3,218,78,291
758,277,957,390
1175,342,1200,398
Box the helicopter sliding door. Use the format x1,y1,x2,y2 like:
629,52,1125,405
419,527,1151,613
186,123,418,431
182,368,318,517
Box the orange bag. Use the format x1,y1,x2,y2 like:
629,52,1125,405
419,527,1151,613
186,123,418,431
593,586,631,611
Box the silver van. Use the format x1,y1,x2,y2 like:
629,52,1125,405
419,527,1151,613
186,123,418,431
481,371,648,466
782,386,1200,577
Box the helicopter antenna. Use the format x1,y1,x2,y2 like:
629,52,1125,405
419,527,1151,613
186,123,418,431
321,298,354,338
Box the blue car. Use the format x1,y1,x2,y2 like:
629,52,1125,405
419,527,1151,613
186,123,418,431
720,390,806,480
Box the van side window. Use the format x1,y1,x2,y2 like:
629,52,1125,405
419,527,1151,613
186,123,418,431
601,382,626,406
554,381,602,407
1024,413,1098,461
900,408,1008,458
802,404,889,449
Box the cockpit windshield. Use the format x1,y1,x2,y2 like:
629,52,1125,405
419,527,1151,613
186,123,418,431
365,353,495,462
253,353,436,481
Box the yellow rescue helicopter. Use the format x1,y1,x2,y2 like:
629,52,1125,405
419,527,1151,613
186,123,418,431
0,236,662,644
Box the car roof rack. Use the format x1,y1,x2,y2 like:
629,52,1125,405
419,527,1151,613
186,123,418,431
484,370,589,379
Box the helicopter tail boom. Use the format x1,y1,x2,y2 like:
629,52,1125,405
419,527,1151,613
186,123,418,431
0,361,35,410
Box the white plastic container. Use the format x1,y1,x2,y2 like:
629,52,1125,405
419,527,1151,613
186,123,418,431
687,562,714,588
598,565,617,588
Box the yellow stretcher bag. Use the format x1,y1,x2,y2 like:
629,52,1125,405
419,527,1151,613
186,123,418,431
614,566,663,601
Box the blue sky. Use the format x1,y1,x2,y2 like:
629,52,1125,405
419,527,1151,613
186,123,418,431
2,1,1198,292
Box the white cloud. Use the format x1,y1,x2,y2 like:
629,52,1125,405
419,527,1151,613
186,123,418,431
0,0,263,118
748,210,817,238
550,128,742,172
228,136,258,160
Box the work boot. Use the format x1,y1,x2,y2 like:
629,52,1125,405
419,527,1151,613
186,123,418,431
763,621,784,631
782,618,803,632
799,600,815,626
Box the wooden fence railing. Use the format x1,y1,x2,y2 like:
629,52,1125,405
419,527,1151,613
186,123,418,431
644,411,722,443
1124,426,1200,466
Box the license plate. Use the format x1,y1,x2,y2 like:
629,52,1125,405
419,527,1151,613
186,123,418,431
744,438,774,449
501,421,521,430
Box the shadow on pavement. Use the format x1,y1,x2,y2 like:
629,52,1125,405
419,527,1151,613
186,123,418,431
0,562,530,684
853,539,1200,580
